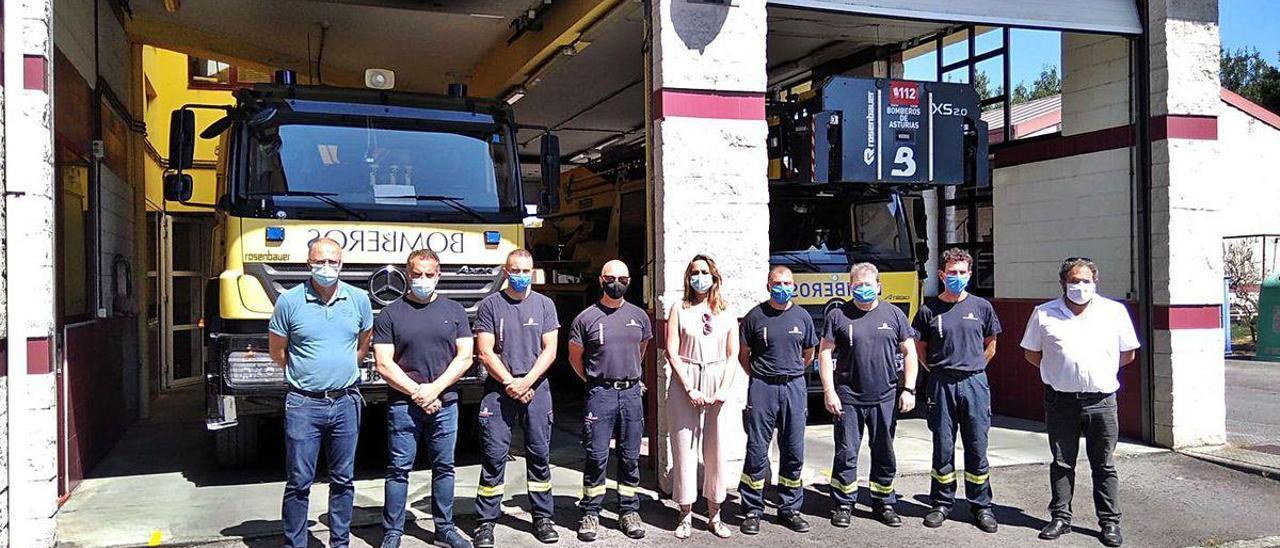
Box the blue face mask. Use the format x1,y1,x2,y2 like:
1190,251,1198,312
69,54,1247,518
310,263,340,288
410,276,437,300
944,274,970,295
852,283,878,304
769,284,795,305
508,272,533,293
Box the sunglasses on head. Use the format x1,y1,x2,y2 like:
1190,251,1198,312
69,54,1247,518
1063,256,1092,263
701,312,714,335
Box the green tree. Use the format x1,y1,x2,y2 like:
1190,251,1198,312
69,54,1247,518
1221,47,1280,114
1012,65,1061,104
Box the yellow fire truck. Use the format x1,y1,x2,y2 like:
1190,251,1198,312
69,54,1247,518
165,73,557,466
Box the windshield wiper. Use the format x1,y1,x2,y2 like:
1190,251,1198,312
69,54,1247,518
409,195,487,223
247,190,368,221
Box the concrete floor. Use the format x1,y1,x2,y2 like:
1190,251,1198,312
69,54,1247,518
56,385,1161,547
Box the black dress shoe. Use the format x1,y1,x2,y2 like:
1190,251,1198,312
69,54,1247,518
740,515,761,535
534,518,559,544
973,508,998,533
831,505,853,528
923,507,948,528
473,523,495,548
1039,518,1071,540
875,506,903,528
779,512,811,533
1100,523,1123,547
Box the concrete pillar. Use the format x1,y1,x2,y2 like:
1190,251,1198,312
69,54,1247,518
649,0,769,495
1146,0,1225,449
3,0,60,544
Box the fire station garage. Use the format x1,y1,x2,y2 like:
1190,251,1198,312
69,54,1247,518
3,0,1278,546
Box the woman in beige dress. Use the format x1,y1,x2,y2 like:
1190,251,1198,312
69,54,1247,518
665,254,740,539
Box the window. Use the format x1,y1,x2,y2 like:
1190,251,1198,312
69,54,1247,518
57,145,93,320
188,56,272,89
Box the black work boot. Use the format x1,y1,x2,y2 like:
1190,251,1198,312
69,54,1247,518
740,515,761,535
473,523,495,548
831,505,853,528
534,517,559,544
923,507,948,528
779,511,811,533
1039,518,1071,540
1100,523,1123,547
973,508,998,533
874,505,903,528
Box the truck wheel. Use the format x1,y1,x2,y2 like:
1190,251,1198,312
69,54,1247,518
214,416,260,468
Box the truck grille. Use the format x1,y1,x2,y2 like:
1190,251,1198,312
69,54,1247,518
243,262,504,315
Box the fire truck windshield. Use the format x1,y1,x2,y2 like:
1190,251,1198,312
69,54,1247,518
242,118,521,222
769,195,913,271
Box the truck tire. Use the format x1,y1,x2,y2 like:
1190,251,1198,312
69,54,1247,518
214,416,260,468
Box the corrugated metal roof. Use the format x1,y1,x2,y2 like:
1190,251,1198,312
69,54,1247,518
981,94,1062,131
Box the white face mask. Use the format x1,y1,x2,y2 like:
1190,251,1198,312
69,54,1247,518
1066,282,1095,305
690,274,713,294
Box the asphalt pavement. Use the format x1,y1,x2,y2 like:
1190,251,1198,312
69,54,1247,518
198,451,1280,548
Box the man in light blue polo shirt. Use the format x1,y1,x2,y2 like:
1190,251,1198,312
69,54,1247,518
269,237,373,548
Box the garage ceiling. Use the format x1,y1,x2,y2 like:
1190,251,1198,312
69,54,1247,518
129,1,958,162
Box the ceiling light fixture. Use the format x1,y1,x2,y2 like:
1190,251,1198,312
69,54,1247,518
503,86,528,105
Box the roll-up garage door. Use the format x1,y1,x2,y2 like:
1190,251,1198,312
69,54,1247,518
768,0,1142,35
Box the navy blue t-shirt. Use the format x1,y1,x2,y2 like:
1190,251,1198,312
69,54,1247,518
740,302,818,377
822,301,914,405
912,295,1002,373
474,290,560,376
568,301,653,380
373,295,472,403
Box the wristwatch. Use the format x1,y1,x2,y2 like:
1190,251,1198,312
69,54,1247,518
902,387,916,395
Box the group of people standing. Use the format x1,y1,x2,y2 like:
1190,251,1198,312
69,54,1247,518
269,237,1138,548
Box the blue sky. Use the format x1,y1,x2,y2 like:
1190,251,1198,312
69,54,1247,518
1221,0,1280,59
903,1,1279,91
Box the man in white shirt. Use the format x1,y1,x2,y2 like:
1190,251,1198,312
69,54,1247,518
1021,258,1139,548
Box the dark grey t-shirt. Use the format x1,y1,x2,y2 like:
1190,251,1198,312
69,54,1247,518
741,302,818,377
373,296,472,403
822,301,914,405
913,295,1002,373
474,290,560,376
568,301,653,380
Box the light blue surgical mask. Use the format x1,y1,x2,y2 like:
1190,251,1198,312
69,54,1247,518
770,284,795,305
310,263,340,287
690,274,714,294
944,274,970,295
410,276,437,300
508,272,533,293
852,283,878,304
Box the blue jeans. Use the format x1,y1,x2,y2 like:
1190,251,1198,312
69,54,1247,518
282,390,362,548
383,400,459,537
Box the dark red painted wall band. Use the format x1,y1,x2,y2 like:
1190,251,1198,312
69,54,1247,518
993,114,1219,168
24,54,49,92
1153,304,1222,330
1151,114,1218,141
28,336,53,374
652,88,766,121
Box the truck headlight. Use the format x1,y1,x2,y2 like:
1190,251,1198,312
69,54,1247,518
226,350,285,386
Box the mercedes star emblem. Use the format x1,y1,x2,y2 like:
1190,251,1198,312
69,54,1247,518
368,265,408,306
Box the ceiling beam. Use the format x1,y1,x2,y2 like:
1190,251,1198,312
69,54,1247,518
127,16,365,88
468,0,624,99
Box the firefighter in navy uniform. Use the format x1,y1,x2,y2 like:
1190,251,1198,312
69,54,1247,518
914,248,1002,533
818,262,918,529
737,266,817,535
473,249,561,547
568,260,652,542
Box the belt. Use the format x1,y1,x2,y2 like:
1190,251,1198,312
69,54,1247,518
1046,386,1113,399
590,378,640,390
751,372,806,384
289,386,360,400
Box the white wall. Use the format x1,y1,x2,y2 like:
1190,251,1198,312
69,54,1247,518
1217,99,1280,238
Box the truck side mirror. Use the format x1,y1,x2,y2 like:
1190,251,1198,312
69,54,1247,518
164,173,194,202
169,109,196,171
540,133,560,213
